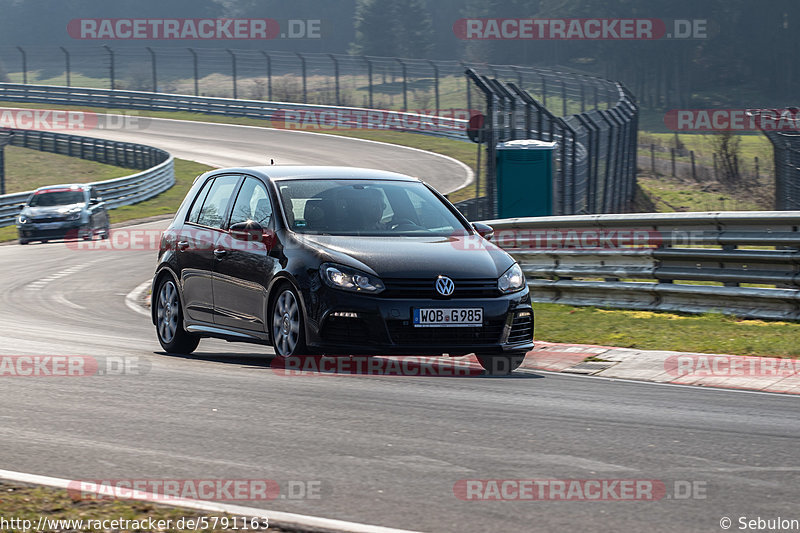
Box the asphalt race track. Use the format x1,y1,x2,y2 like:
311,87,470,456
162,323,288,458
0,118,798,532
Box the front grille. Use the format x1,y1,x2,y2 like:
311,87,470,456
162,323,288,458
387,319,505,345
507,313,533,344
32,216,67,223
321,316,374,344
381,278,499,299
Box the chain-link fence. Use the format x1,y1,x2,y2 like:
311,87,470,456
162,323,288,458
0,44,637,217
463,68,638,218
762,130,800,210
0,45,623,115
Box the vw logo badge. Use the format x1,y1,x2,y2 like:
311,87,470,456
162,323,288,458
435,276,455,296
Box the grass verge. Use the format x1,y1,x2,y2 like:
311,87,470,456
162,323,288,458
0,481,282,532
533,303,800,358
5,146,131,194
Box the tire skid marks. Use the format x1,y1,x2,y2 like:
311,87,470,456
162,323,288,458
24,259,102,291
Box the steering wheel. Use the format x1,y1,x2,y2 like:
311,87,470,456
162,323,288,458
389,218,419,230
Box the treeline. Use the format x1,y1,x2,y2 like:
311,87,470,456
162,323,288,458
0,0,798,107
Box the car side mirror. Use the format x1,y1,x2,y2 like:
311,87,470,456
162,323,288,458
230,220,276,249
472,222,494,240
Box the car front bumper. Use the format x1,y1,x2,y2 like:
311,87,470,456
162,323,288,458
304,286,534,356
17,220,89,240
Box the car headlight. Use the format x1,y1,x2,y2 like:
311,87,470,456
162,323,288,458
320,263,385,294
66,212,82,221
498,263,525,293
17,214,29,224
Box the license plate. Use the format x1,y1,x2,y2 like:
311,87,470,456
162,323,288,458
36,222,63,229
413,308,483,327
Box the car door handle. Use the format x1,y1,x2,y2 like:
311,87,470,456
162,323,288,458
177,240,190,251
213,248,228,259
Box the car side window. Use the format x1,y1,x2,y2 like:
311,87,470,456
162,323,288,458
229,177,273,228
194,175,240,229
187,178,213,224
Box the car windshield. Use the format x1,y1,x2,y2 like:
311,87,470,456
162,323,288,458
28,190,85,207
277,179,469,236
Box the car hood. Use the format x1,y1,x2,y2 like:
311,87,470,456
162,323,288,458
293,234,515,279
22,203,84,216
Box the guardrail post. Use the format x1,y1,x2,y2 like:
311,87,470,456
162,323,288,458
541,76,547,107
188,48,199,96
16,47,26,84
328,54,339,106
145,47,157,92
102,45,114,90
395,59,407,111
296,52,307,103
59,46,70,87
226,49,237,99
261,52,272,101
561,80,567,116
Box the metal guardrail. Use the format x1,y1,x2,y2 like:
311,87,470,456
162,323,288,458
0,83,469,141
483,211,800,320
0,128,173,227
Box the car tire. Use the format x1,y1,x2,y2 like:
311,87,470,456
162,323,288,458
101,226,110,239
155,276,200,355
19,239,29,245
476,353,526,375
270,282,310,357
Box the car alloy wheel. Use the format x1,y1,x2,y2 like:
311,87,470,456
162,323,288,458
272,287,303,356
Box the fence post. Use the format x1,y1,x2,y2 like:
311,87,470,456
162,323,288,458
102,45,114,90
188,48,199,96
691,150,697,180
755,156,759,181
16,46,27,84
651,144,655,172
362,56,373,108
260,51,272,101
427,60,440,115
0,130,13,195
561,80,567,116
671,148,676,176
541,76,547,107
296,52,307,103
328,54,339,106
59,46,70,87
396,59,407,111
146,47,157,92
226,49,237,99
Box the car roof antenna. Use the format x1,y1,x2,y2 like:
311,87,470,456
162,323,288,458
270,158,274,165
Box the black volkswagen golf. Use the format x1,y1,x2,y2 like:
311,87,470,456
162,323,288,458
152,166,533,374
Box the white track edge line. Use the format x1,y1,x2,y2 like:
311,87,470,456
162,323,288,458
0,469,424,533
125,280,152,317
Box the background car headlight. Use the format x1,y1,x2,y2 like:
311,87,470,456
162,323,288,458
321,263,385,294
498,263,525,293
17,214,29,224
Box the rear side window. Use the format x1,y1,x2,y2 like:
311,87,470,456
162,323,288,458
192,175,240,229
187,178,213,224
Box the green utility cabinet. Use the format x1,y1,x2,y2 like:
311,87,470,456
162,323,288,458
496,139,557,218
